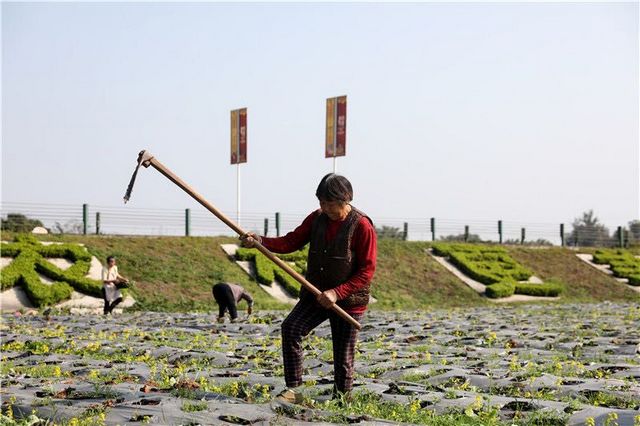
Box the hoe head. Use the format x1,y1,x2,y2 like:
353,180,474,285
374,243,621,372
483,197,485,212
123,150,155,203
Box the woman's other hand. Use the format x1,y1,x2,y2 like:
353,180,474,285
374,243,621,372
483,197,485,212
316,289,338,309
240,233,261,248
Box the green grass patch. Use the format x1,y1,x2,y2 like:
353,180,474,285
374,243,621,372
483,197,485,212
79,235,291,312
181,400,208,412
579,390,640,409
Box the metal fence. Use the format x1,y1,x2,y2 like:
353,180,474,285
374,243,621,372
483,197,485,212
0,201,634,247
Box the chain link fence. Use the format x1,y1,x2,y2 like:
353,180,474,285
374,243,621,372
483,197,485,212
1,201,636,247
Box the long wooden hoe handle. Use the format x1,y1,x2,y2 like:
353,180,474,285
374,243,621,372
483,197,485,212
131,150,362,330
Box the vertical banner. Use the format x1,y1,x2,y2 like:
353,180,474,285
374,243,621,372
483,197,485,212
335,96,347,157
325,98,336,158
230,109,239,164
325,95,346,158
238,108,247,164
230,108,248,164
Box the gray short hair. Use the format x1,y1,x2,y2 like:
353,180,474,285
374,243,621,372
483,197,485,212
315,173,353,203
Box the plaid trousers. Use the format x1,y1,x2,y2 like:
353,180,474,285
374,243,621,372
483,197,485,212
281,297,363,393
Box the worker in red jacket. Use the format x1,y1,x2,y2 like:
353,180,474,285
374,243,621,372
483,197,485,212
242,173,377,404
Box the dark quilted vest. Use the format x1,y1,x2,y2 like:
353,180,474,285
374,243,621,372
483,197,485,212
304,206,372,308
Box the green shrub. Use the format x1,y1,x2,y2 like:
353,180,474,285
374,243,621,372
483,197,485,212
236,247,308,263
1,250,39,290
433,243,533,285
254,252,275,285
433,243,563,299
515,281,564,297
37,244,92,262
485,281,515,298
274,267,301,297
593,249,625,264
0,244,21,257
21,275,74,307
277,246,309,262
294,260,307,275
592,249,640,284
612,266,633,278
14,234,40,245
237,248,275,285
34,256,67,280
235,248,305,297
235,248,256,261
1,250,73,306
66,260,92,277
0,234,102,303
35,258,102,297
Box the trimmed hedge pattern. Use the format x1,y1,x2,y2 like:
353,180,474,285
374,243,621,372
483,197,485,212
432,243,532,284
1,234,102,306
515,280,564,297
592,249,640,286
1,250,74,307
432,243,564,299
236,248,305,297
485,281,515,298
274,268,302,298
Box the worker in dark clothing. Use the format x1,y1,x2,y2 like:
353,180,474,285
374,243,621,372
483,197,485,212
212,282,253,323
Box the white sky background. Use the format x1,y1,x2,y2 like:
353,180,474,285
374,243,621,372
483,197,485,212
1,2,638,233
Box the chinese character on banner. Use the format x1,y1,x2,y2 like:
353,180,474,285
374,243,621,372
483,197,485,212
230,108,248,164
325,96,346,158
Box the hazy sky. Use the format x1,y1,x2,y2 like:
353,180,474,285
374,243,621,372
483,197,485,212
2,2,638,236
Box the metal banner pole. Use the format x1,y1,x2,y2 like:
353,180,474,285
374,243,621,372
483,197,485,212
237,162,241,226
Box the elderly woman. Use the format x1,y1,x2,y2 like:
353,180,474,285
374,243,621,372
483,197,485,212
242,173,377,403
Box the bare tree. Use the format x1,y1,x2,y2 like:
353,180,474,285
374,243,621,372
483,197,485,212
52,220,83,234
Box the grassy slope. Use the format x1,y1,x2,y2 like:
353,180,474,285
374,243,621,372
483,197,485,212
2,233,289,312
370,240,487,309
2,233,638,310
85,236,292,312
506,247,639,302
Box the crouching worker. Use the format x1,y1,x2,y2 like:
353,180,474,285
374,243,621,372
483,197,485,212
212,282,253,323
241,173,377,404
101,256,127,315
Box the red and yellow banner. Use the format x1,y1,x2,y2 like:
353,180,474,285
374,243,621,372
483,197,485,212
230,108,247,164
325,95,347,158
